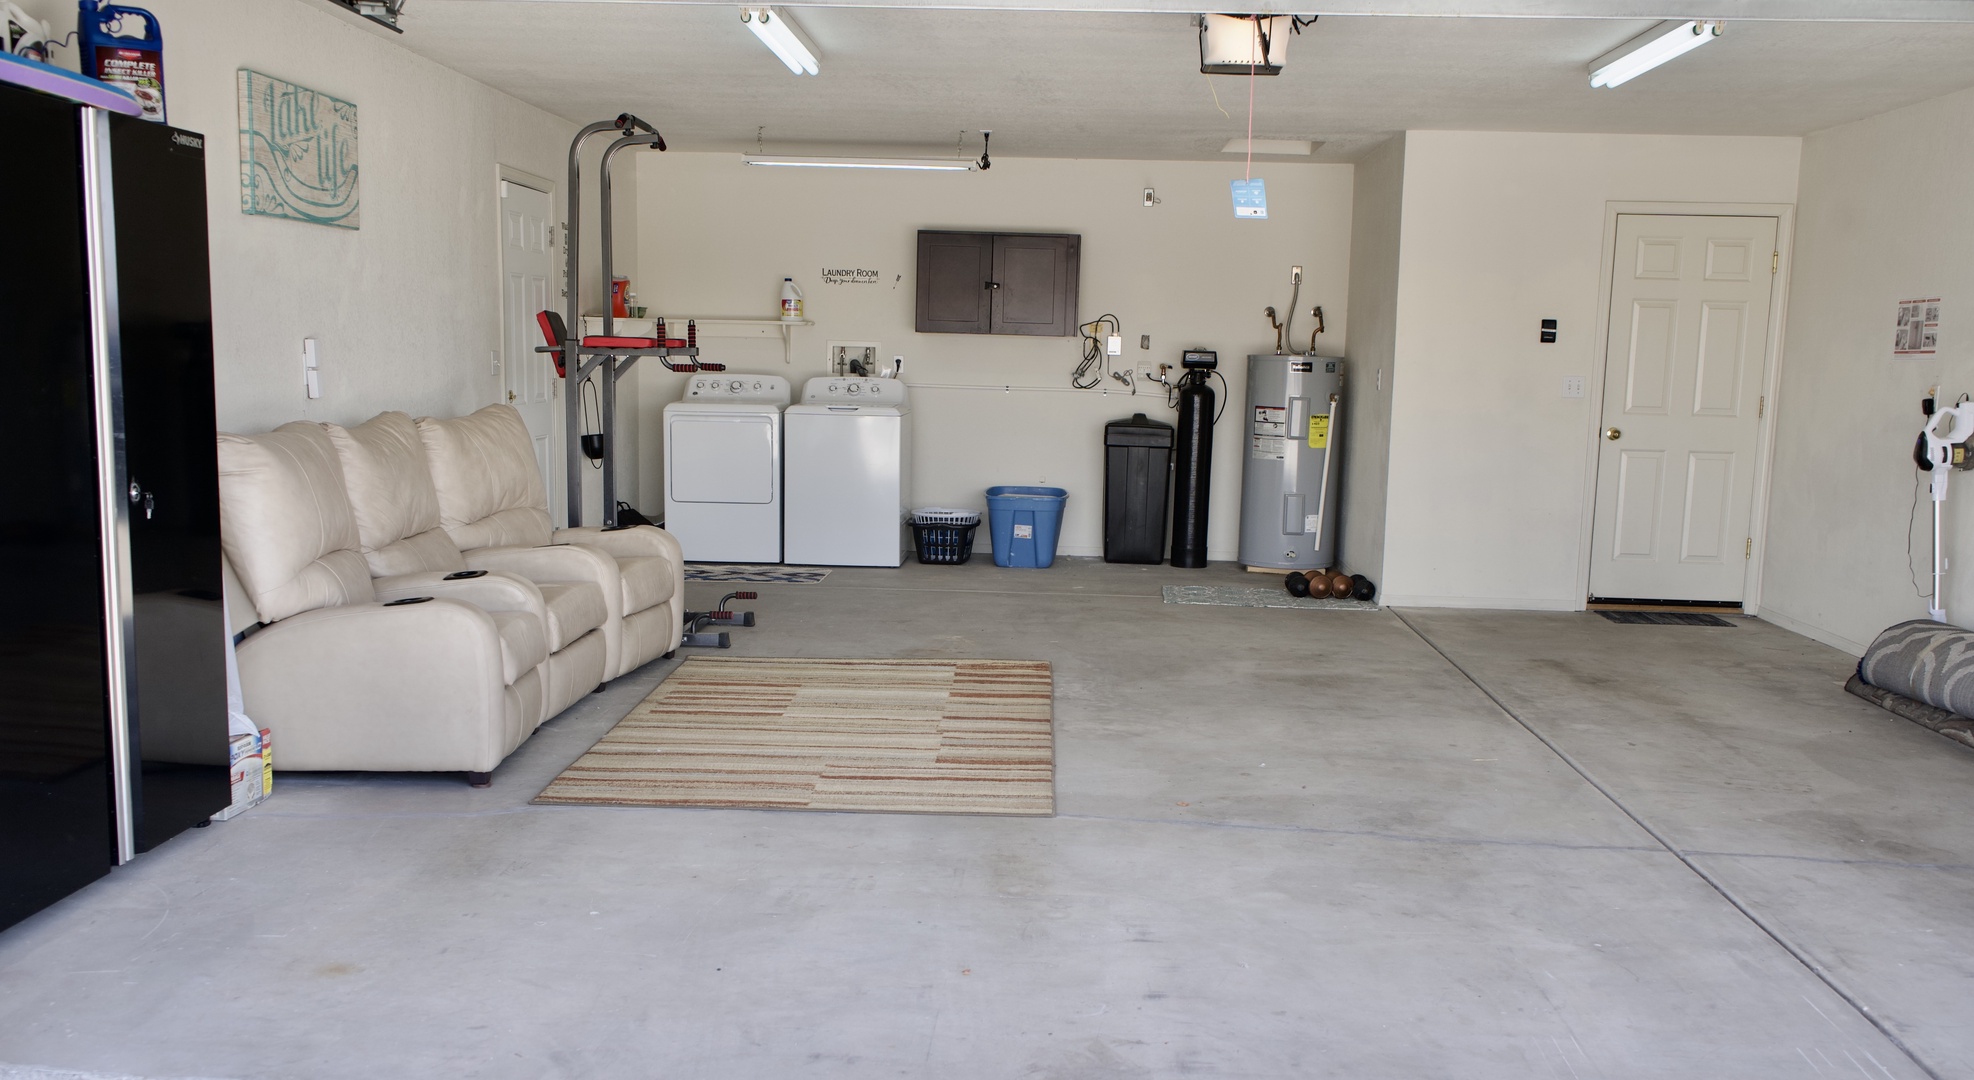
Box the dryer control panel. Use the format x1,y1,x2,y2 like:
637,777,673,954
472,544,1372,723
683,373,792,405
800,377,908,406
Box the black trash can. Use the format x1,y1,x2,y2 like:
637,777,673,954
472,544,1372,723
1104,412,1176,564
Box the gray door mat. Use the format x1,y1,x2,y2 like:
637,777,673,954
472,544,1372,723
1162,585,1378,611
1597,610,1736,626
684,565,831,583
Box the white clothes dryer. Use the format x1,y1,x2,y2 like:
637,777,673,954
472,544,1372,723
784,377,912,567
663,374,792,563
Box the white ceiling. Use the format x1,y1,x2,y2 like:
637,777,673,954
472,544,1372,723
352,0,1974,161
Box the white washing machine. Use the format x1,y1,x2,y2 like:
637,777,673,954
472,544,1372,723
663,374,792,563
784,377,912,567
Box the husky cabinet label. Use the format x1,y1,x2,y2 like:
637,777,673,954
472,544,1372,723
1308,415,1330,448
1251,435,1285,460
1252,406,1286,436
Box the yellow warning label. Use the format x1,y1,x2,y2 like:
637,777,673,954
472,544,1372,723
1309,415,1330,449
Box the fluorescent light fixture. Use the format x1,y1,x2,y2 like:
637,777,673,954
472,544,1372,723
1222,138,1315,156
743,156,975,172
741,7,819,76
1589,20,1722,88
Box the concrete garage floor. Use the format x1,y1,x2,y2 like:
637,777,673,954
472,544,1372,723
2,559,1971,1079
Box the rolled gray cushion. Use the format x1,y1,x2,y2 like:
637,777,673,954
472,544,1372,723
1857,619,1974,718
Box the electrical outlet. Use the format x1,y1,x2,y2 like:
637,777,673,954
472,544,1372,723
1562,376,1586,399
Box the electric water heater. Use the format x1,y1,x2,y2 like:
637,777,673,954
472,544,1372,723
1238,355,1344,570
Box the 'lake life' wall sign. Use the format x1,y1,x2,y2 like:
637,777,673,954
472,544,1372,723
237,69,359,229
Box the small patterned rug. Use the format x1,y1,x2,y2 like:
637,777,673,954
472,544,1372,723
684,564,831,584
1162,585,1378,611
535,657,1054,816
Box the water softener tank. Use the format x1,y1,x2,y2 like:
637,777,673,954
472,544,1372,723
1238,355,1344,570
1170,372,1215,568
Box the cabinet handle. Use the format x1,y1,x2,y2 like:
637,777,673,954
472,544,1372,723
984,280,1001,290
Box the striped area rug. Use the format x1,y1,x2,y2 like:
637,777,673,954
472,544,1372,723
535,657,1054,816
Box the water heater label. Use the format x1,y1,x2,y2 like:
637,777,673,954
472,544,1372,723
1309,415,1330,448
1305,514,1321,532
1252,406,1286,436
1252,435,1285,460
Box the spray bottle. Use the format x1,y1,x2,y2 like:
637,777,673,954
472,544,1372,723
79,0,165,122
4,3,53,62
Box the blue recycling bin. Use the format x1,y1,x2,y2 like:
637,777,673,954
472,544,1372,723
986,486,1069,568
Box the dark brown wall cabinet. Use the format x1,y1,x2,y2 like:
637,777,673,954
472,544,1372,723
916,231,1080,337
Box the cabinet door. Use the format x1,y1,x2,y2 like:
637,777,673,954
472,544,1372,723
0,84,115,933
991,233,1078,337
915,231,992,333
109,114,229,852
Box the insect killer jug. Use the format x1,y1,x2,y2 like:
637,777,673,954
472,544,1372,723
80,1,165,122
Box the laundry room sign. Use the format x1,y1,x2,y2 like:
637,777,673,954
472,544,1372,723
821,268,881,286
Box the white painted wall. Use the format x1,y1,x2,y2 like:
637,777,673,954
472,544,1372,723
1759,86,1974,655
17,0,578,440
1339,135,1405,587
631,155,1353,560
1378,131,1802,609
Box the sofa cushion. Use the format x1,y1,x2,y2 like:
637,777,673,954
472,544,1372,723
537,581,607,652
617,554,672,614
217,423,376,624
417,405,554,552
323,412,464,577
490,610,549,685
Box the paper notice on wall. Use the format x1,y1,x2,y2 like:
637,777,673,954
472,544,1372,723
1895,297,1941,359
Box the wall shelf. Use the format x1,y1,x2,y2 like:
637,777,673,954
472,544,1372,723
656,317,812,364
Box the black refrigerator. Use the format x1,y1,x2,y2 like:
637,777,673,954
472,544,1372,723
1,81,229,933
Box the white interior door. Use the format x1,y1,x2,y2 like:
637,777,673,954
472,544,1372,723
1589,213,1778,603
499,179,558,516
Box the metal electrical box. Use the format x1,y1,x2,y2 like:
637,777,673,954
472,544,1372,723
1238,355,1344,570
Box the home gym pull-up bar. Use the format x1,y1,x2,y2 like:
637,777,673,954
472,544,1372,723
538,114,719,529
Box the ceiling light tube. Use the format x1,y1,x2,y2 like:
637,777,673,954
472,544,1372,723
743,156,975,172
1589,20,1722,88
741,7,819,76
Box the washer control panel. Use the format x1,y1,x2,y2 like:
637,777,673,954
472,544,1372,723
682,373,791,405
799,377,908,406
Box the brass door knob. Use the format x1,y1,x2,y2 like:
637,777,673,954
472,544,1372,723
1605,427,1622,441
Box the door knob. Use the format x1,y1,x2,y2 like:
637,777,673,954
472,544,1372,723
1605,427,1622,441
507,390,517,402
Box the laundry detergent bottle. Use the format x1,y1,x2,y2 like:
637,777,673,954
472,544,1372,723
80,1,165,122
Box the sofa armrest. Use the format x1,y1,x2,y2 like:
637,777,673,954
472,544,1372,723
555,524,682,564
373,570,547,625
235,600,509,773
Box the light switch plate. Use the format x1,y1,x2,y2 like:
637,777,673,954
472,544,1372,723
1562,375,1586,399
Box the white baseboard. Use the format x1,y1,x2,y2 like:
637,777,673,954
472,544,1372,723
1380,594,1579,612
1755,606,1870,658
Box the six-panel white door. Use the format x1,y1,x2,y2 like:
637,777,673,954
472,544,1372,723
1589,214,1778,603
500,179,559,516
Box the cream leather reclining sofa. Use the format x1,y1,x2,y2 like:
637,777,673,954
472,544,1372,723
217,404,685,784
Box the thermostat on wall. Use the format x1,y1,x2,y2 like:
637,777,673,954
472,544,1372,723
1182,349,1218,369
